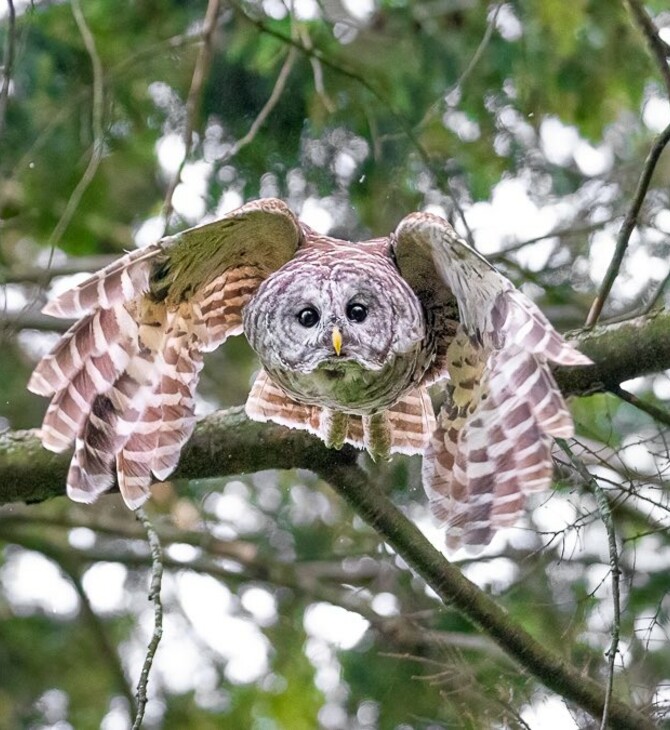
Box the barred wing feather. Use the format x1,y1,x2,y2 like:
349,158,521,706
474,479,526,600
28,199,301,509
394,212,591,550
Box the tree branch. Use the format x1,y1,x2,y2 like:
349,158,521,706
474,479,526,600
624,0,670,98
2,310,669,726
317,462,652,730
1,308,668,502
0,0,16,137
585,121,670,327
556,309,670,395
0,417,654,726
161,0,221,229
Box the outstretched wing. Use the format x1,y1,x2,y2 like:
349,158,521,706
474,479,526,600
393,211,591,550
28,198,302,509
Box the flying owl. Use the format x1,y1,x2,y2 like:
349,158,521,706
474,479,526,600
28,198,590,549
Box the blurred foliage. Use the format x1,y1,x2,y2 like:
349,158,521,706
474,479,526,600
1,0,670,728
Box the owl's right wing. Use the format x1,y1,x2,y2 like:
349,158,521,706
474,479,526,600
28,198,302,509
393,212,591,550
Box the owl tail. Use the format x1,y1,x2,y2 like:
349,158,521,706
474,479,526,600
28,245,201,510
424,294,591,551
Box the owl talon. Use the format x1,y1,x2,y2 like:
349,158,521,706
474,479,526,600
363,412,392,462
322,409,348,450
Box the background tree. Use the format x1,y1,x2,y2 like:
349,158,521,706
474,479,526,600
1,1,670,728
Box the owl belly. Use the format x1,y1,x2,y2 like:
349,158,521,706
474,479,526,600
269,355,421,415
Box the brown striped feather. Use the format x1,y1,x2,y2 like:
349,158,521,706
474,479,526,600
42,246,161,318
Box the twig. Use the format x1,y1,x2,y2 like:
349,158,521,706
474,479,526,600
132,507,164,730
587,1,670,327
490,217,616,261
161,0,221,231
46,0,105,252
432,2,501,119
556,440,622,730
624,0,670,98
319,461,650,729
229,2,476,246
610,384,670,428
0,0,16,137
585,121,670,327
642,268,670,314
297,23,334,113
2,29,205,205
223,46,298,161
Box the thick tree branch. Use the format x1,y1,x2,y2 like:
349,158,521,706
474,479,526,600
318,462,652,730
555,309,670,395
3,308,670,505
0,417,654,726
1,313,667,725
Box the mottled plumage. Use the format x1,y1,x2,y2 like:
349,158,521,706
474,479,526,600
28,198,590,548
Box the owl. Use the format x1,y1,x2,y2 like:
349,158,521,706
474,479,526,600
28,198,590,549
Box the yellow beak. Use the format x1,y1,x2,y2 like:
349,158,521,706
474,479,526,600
332,326,343,356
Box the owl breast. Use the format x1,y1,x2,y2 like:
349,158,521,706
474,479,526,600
268,346,427,415
243,241,432,414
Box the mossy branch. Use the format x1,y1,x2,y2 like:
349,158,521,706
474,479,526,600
0,310,667,728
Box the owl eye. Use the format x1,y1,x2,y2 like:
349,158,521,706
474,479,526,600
297,307,320,328
346,302,368,323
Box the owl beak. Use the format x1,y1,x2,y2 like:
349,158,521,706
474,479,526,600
332,326,343,356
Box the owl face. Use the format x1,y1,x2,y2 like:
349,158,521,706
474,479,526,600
243,254,426,377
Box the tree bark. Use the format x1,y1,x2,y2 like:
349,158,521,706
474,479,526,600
0,310,666,729
2,309,669,504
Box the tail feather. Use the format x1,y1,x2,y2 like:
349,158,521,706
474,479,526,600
246,370,435,458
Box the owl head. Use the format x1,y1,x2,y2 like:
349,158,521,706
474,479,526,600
243,251,426,375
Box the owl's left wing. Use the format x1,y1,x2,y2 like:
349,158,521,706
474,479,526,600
393,212,591,550
28,198,302,508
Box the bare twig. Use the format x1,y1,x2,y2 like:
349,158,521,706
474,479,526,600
297,23,334,113
490,217,616,261
642,268,670,314
229,2,476,246
161,0,221,230
556,440,622,730
0,0,16,137
610,384,670,428
422,2,501,124
3,30,206,204
132,507,164,730
624,0,670,98
46,0,105,252
587,1,670,327
585,121,670,327
223,46,298,160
